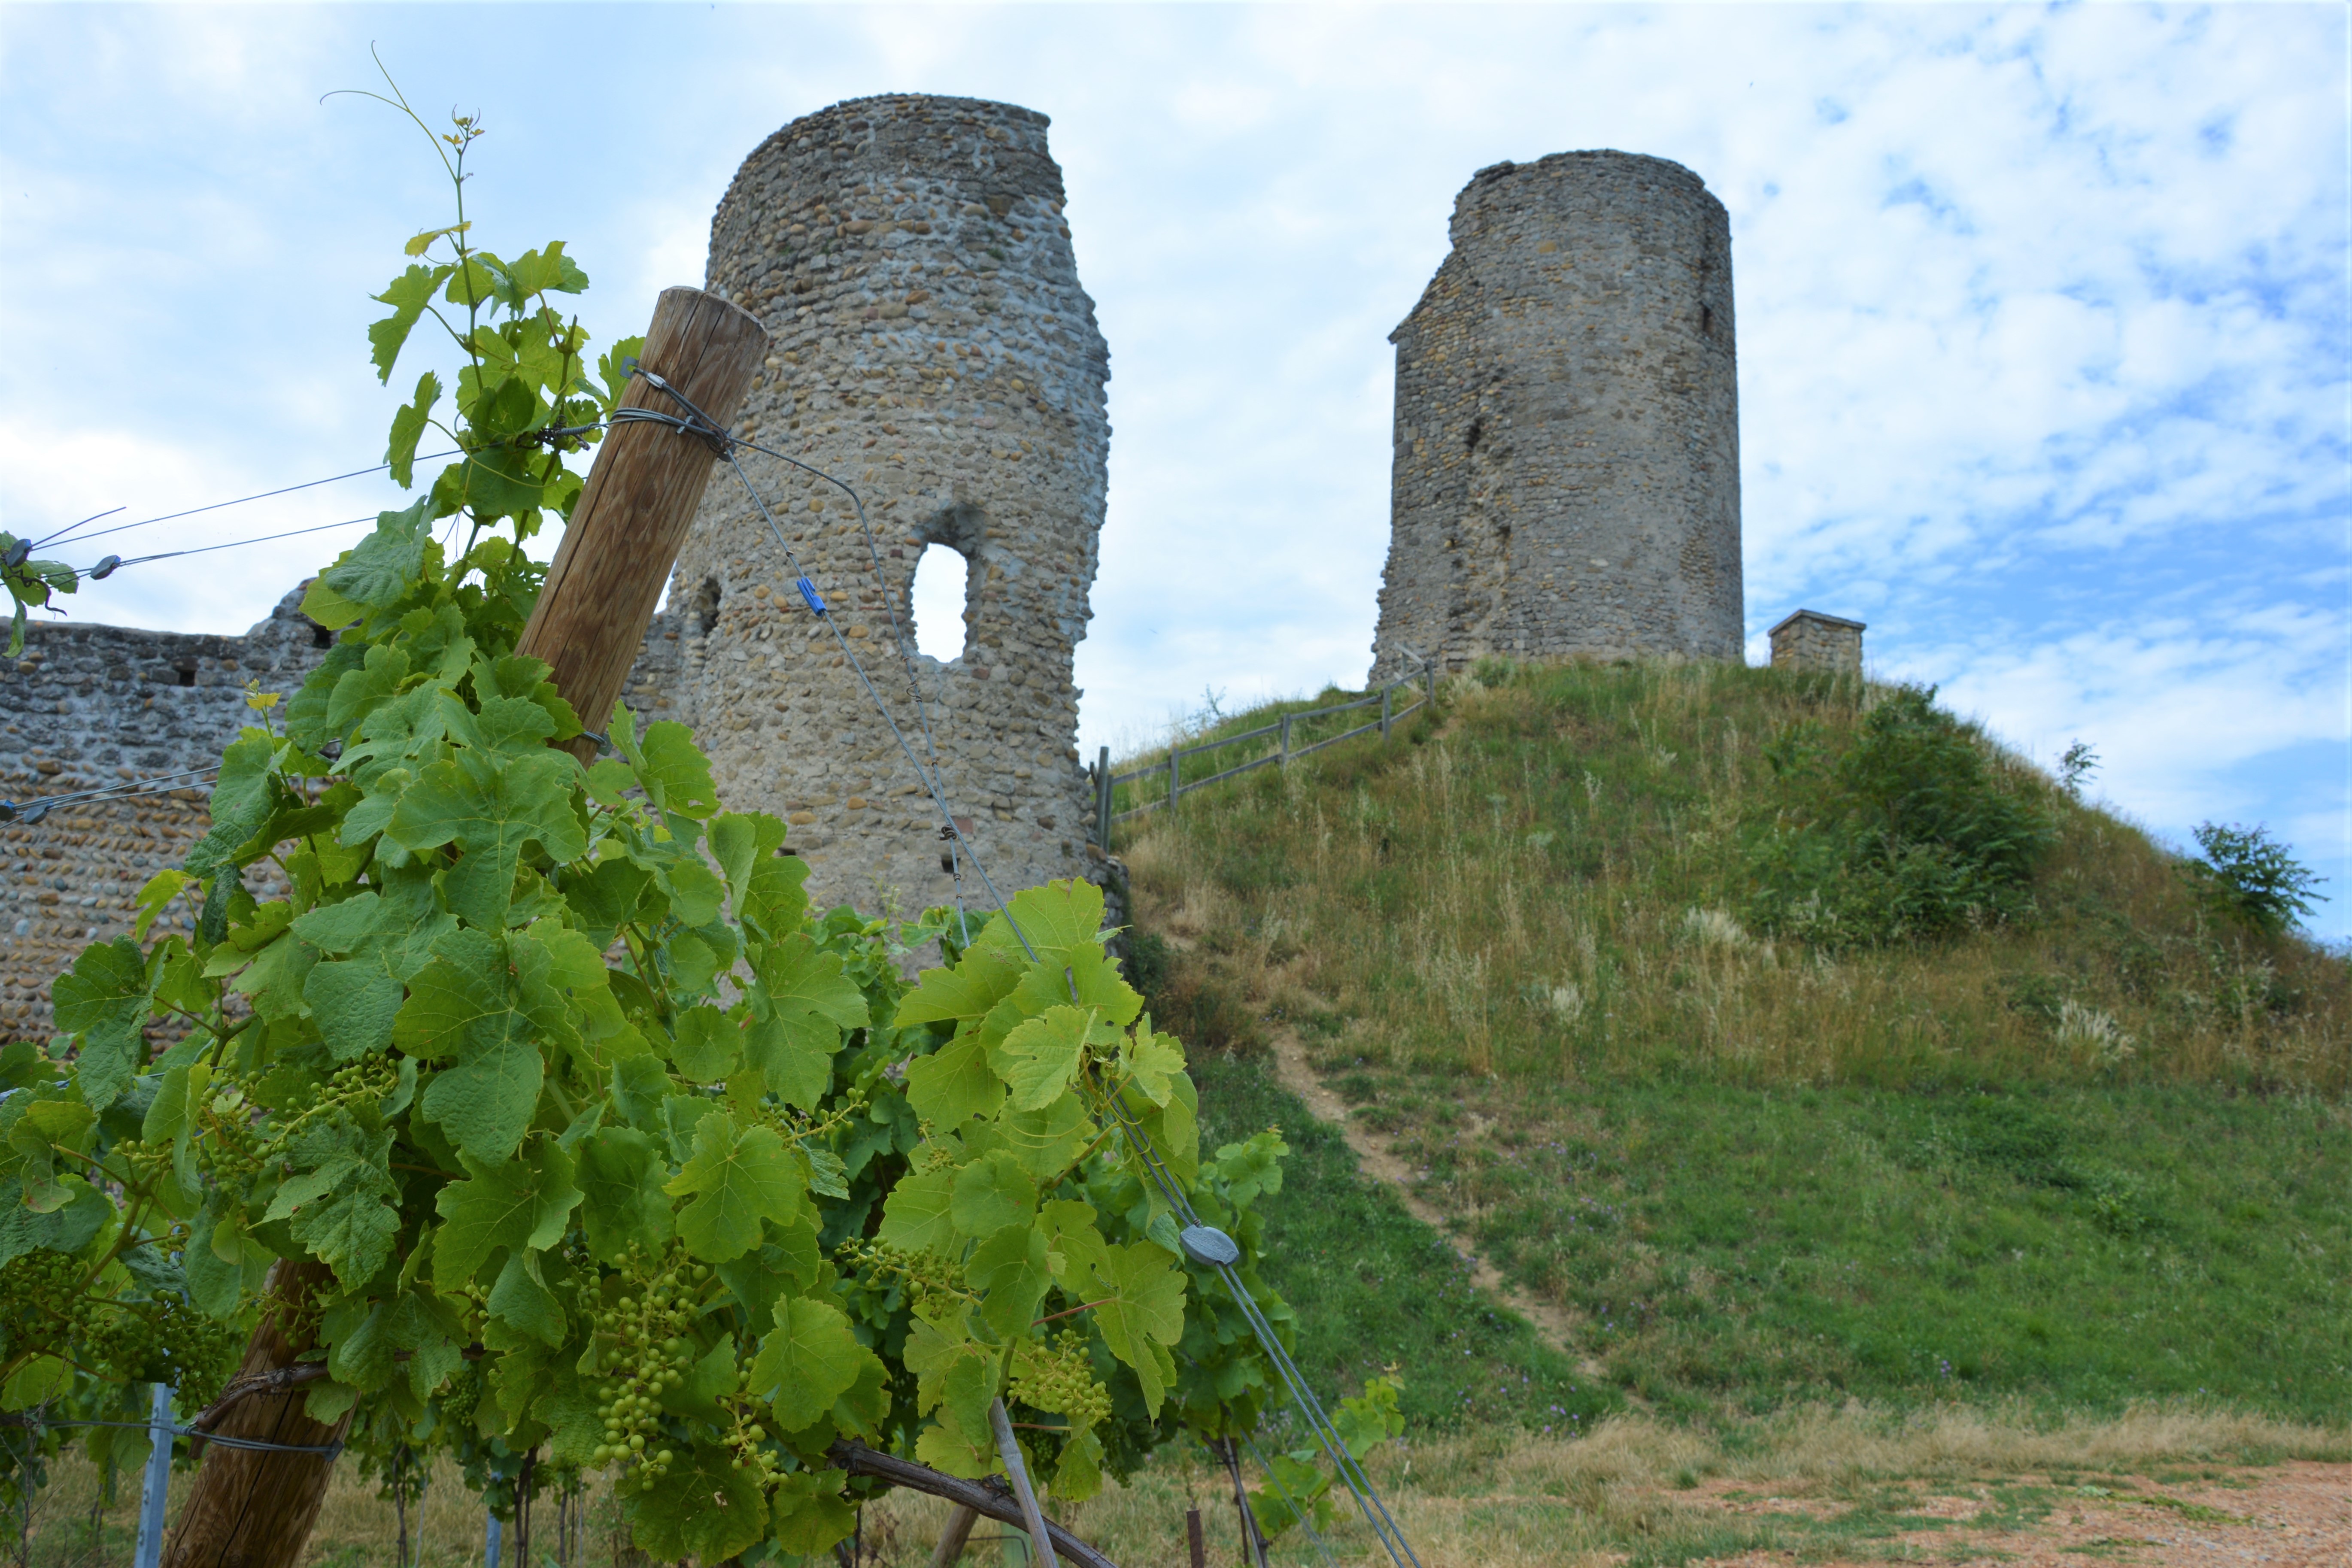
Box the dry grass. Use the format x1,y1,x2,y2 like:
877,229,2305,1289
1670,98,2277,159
1119,659,2349,1095
13,1450,613,1568
16,1404,2343,1567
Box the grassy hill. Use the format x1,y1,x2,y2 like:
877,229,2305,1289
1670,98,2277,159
1111,658,2350,1428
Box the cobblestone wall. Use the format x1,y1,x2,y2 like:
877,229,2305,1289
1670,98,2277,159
1369,151,1742,682
623,94,1113,919
0,589,327,1038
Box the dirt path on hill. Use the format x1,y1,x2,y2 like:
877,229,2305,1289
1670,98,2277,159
1262,1017,1599,1370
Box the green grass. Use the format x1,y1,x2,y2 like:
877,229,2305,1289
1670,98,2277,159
1189,1051,1616,1434
1122,658,2352,1428
1376,1075,2352,1422
1186,1048,2352,1427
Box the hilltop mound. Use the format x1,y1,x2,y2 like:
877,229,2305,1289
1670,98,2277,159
1111,659,2349,1426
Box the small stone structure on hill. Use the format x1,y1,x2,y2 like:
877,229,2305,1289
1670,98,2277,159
626,93,1112,917
1369,151,1743,682
1768,609,1865,678
0,589,328,1037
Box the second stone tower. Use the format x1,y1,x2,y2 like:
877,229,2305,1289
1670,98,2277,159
1369,152,1742,681
625,95,1111,915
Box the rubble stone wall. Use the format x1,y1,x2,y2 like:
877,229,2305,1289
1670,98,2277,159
625,93,1113,919
1369,151,1742,682
0,590,326,1038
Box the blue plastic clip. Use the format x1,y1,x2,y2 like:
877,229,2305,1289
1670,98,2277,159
796,577,827,616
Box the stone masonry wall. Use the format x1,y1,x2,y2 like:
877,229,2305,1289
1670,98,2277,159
1369,151,1742,682
622,94,1112,919
1768,610,1864,678
0,589,328,1039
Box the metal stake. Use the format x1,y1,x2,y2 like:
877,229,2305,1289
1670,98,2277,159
987,1398,1059,1568
133,1384,173,1568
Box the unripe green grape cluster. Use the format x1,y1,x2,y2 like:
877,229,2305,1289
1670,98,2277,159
108,1136,174,1190
259,1058,401,1152
82,1293,243,1407
588,1242,711,1489
440,1361,483,1436
0,1250,241,1406
838,1237,974,1316
0,1250,85,1360
720,1404,786,1492
195,1087,267,1183
1011,1330,1112,1430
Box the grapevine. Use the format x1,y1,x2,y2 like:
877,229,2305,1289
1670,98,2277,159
0,70,1394,1564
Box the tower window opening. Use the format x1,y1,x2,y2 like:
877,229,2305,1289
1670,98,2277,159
909,544,969,661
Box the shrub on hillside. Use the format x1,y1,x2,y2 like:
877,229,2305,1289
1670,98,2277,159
1743,685,2055,947
2186,820,2324,937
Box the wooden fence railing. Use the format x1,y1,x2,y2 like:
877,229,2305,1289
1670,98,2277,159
1088,649,1433,849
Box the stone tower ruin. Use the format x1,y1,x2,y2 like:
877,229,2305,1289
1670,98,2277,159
622,95,1112,916
1368,152,1742,682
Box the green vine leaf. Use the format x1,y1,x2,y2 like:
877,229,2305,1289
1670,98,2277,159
665,1113,804,1264
748,1294,868,1432
431,1141,581,1289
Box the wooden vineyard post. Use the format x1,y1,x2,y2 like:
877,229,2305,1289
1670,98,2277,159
157,1258,347,1568
520,287,770,759
160,286,767,1568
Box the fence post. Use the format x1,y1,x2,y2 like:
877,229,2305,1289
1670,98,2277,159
1167,747,1180,813
133,1383,173,1568
485,1510,501,1568
1279,713,1291,764
1381,682,1393,740
160,286,769,1568
1095,745,1111,851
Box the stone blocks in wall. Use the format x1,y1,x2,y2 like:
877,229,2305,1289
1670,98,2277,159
0,586,328,1038
1767,610,1865,678
1369,150,1742,682
625,94,1113,921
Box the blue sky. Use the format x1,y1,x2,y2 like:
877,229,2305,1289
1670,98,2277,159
2,3,2346,935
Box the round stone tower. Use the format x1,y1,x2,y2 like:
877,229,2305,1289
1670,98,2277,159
1368,151,1741,681
629,95,1111,916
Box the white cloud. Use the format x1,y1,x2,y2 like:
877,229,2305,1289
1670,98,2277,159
0,2,2343,928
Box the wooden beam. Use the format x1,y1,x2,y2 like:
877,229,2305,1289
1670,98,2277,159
519,285,769,760
158,1259,346,1568
831,1441,1117,1568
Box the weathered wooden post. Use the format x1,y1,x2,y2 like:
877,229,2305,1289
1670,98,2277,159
159,286,765,1568
929,1504,981,1568
1381,682,1393,740
1279,713,1292,765
519,288,771,758
1167,748,1181,814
